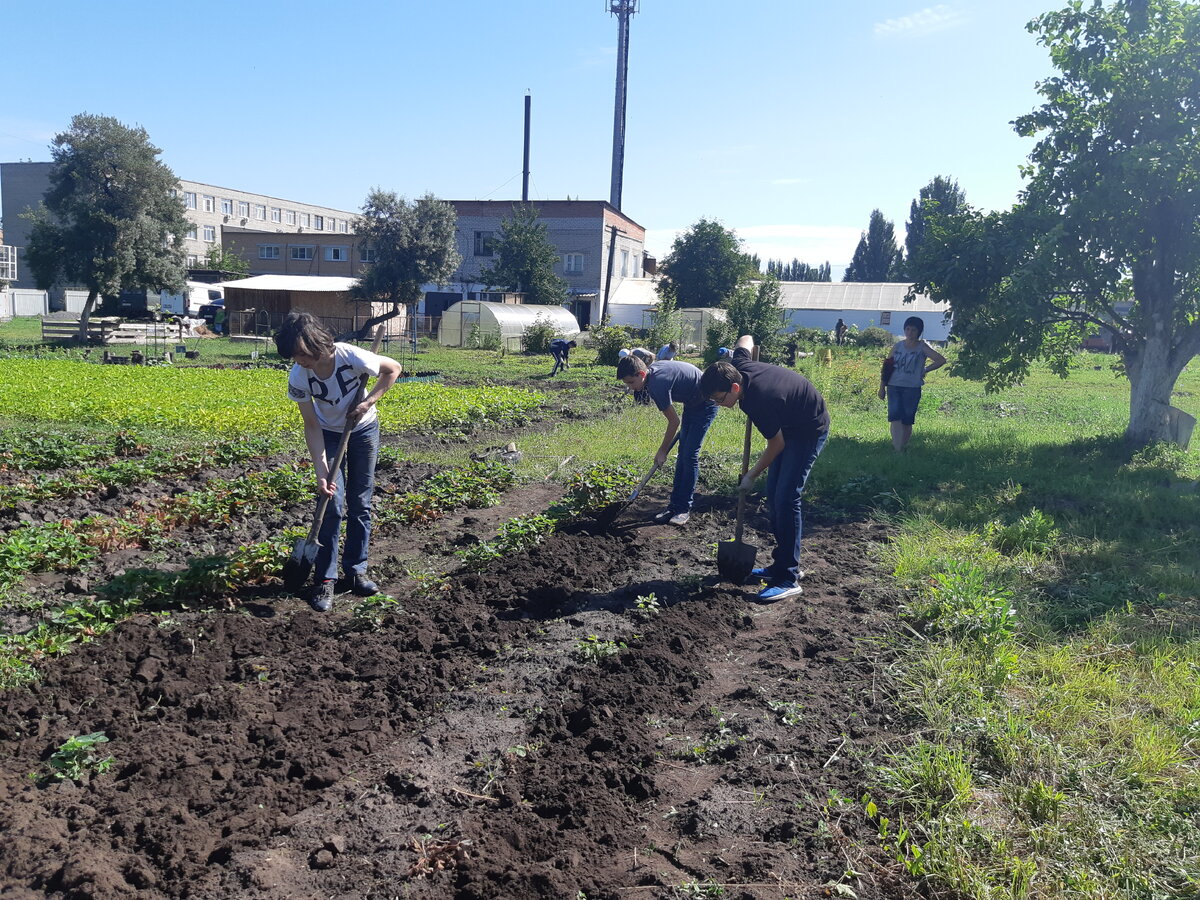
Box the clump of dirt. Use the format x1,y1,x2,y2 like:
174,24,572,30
0,470,913,899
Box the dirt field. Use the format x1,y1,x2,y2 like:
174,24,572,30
0,454,913,899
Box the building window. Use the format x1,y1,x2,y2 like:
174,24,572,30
259,245,281,260
270,207,282,223
880,311,892,325
564,253,584,274
254,204,266,220
324,246,348,261
620,249,630,277
300,213,311,228
202,226,216,243
313,215,324,230
183,192,197,209
220,198,233,216
290,246,314,260
285,210,296,226
473,231,494,257
340,220,349,233
237,201,250,218
360,247,378,263
202,195,215,212
187,255,198,267
186,226,198,240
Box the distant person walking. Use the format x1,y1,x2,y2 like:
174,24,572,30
878,315,946,452
549,338,576,376
834,318,848,346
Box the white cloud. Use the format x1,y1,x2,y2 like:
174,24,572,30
644,223,862,270
874,5,967,39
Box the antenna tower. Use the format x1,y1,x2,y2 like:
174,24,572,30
608,0,638,210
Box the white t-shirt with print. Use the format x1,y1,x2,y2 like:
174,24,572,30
287,343,384,432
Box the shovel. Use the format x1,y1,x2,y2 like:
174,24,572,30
282,326,385,593
594,433,680,530
717,347,759,583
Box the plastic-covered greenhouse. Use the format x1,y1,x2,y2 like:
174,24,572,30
438,301,580,351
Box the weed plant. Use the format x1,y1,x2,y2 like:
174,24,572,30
38,732,113,783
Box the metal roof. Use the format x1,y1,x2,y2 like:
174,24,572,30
777,282,943,312
218,275,358,292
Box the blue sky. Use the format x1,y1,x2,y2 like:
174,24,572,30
1,0,1055,272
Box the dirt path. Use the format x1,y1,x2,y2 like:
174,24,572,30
0,477,912,900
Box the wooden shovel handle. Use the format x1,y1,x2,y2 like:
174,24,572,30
305,326,387,542
733,345,759,543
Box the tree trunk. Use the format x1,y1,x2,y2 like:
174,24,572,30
76,290,100,343
1123,331,1186,447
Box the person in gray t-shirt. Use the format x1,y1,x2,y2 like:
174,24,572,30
877,316,946,452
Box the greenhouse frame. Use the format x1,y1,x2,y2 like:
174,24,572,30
438,301,580,352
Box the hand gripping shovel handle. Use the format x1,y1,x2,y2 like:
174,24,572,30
302,326,387,549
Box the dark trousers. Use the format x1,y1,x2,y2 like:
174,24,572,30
763,431,827,587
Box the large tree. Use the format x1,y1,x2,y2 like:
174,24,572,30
24,113,189,341
903,175,966,276
353,189,460,335
909,0,1200,447
659,218,754,308
479,204,568,305
843,209,904,282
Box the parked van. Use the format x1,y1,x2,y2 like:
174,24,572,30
161,282,223,317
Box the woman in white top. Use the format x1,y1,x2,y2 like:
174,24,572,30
877,316,946,452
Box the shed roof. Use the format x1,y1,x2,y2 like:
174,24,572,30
218,275,358,293
608,278,660,306
777,282,942,312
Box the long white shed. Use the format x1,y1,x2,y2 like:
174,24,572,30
438,301,580,351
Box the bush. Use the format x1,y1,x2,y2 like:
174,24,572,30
520,314,560,354
854,326,895,349
586,321,635,366
789,326,831,347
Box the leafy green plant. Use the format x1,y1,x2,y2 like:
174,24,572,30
766,699,805,726
986,508,1060,556
632,592,661,619
458,514,557,571
520,314,563,354
559,463,638,515
350,593,402,631
40,732,114,783
575,634,624,662
903,561,1016,647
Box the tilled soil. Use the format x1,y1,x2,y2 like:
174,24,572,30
0,472,913,900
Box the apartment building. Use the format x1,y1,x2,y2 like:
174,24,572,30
0,161,357,290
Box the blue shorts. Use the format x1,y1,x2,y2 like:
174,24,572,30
887,385,922,425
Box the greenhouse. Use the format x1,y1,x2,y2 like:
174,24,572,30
438,301,580,351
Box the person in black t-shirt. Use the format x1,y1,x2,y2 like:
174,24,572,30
699,335,829,603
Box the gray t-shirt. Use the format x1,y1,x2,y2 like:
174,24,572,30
645,360,709,411
888,341,935,388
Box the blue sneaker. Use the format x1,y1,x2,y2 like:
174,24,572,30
757,583,804,603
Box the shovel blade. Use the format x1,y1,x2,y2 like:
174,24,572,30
716,538,757,584
282,537,318,593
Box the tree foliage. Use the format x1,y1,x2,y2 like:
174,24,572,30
25,113,189,340
708,275,788,363
353,190,460,334
479,204,568,305
659,218,754,308
908,0,1200,447
763,258,832,281
843,209,904,282
904,176,966,276
202,245,249,277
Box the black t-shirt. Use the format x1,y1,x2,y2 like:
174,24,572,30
732,346,830,440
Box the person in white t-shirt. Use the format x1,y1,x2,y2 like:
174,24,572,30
275,312,402,611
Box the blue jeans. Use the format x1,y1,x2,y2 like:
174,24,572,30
550,350,567,375
668,402,719,514
316,419,379,582
887,385,922,425
763,430,827,588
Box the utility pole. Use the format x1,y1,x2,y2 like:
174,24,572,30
608,0,638,211
522,93,531,203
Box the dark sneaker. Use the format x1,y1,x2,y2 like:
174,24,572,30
757,583,804,603
306,580,335,612
336,574,379,597
751,567,804,582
